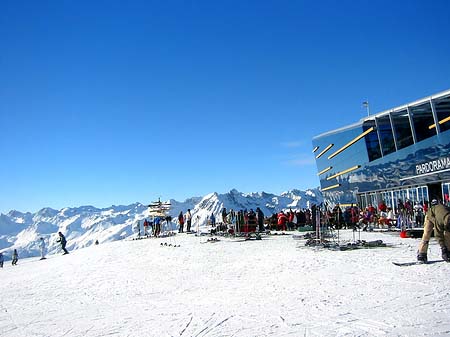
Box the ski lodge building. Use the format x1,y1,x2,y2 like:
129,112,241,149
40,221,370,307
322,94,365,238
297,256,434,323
312,89,450,212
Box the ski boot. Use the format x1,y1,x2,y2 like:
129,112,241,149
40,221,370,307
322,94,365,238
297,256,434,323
441,247,449,262
417,252,428,264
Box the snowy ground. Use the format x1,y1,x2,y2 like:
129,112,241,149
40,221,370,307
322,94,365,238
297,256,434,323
1,229,449,337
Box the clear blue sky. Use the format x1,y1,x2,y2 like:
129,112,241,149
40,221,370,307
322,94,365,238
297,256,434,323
1,0,450,213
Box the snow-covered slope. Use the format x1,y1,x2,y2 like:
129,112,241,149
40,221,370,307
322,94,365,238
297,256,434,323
0,230,449,337
0,189,322,259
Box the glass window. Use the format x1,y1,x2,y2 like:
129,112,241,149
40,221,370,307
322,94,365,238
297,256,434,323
377,115,396,156
383,191,393,210
433,94,450,133
410,102,436,142
419,186,428,204
363,120,382,161
443,183,450,206
391,109,414,149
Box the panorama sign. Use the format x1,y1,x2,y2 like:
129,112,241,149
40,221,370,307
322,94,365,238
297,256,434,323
416,157,450,175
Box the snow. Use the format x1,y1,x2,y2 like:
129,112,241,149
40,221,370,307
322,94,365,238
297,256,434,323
1,230,449,336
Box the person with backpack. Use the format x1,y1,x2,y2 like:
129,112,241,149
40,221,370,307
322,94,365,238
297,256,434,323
417,199,450,263
56,232,69,255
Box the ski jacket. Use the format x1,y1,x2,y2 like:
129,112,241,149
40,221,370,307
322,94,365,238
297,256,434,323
39,239,46,250
178,213,184,224
57,234,67,245
277,212,288,225
256,209,264,223
428,204,450,228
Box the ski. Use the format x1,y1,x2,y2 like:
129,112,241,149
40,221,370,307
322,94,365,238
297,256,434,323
392,260,445,267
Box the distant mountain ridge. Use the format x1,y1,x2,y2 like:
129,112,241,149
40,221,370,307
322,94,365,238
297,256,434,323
0,188,322,259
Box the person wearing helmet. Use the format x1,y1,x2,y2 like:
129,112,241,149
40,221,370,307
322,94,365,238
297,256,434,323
417,199,450,263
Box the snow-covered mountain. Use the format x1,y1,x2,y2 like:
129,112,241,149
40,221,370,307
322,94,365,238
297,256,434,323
0,188,322,259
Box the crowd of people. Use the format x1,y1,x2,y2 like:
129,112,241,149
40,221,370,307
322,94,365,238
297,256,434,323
317,199,429,232
5,200,450,266
133,210,193,238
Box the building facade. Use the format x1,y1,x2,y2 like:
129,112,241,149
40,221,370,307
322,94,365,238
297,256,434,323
312,89,450,212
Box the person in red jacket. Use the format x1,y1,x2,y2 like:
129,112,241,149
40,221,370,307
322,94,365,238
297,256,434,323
277,211,288,231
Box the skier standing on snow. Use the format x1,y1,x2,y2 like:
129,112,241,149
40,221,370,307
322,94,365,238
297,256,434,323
222,208,228,224
154,217,161,237
56,232,69,255
185,209,192,232
417,199,450,263
178,211,184,233
256,207,265,232
0,252,4,268
39,237,47,260
11,249,18,265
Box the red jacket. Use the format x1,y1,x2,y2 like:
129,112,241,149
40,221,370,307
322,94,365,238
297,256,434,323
277,212,288,225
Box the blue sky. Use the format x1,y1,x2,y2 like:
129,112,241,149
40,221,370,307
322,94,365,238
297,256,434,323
1,0,450,213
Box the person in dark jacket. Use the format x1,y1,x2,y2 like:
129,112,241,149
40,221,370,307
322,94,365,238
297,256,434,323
178,211,184,233
256,207,265,232
11,249,18,265
0,252,4,268
57,232,69,255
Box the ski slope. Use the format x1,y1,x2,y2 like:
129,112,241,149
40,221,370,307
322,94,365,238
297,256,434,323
0,230,449,336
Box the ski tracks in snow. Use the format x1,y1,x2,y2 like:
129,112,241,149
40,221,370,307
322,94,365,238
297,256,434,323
177,312,234,337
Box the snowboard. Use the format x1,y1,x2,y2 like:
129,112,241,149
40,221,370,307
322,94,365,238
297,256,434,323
392,260,445,266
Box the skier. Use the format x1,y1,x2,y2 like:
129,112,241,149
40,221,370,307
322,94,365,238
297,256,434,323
209,213,216,226
178,211,184,233
154,217,161,237
185,209,192,232
11,249,18,265
56,232,69,255
256,207,265,232
417,199,450,263
39,237,47,260
222,208,227,224
0,252,4,268
277,211,288,231
143,219,149,236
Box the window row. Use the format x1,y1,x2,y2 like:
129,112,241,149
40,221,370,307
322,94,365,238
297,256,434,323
364,94,450,162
